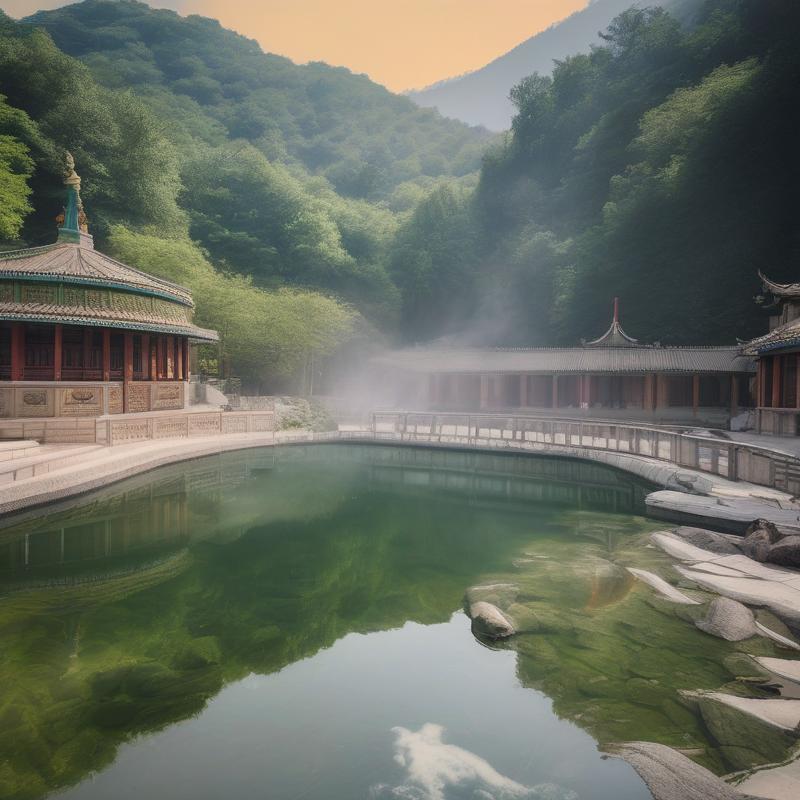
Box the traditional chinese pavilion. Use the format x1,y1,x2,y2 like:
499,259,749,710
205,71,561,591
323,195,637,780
374,299,756,426
0,155,218,421
744,273,800,435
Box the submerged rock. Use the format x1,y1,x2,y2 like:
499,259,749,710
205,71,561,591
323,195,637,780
755,657,800,685
627,567,701,605
673,566,800,633
696,692,800,733
468,601,515,639
696,597,757,642
683,692,800,770
605,741,748,800
651,531,713,562
673,527,742,555
755,621,800,651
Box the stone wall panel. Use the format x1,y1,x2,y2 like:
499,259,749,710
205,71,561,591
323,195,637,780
188,413,221,436
59,387,103,417
15,388,54,418
151,382,184,411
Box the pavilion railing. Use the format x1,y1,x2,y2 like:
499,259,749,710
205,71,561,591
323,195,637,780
364,411,800,495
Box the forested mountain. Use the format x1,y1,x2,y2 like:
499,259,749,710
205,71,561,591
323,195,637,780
409,0,697,130
20,1,491,304
1,0,797,387
0,0,491,388
392,0,800,346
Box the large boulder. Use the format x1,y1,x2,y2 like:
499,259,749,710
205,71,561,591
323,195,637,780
673,527,742,555
468,601,515,639
684,691,800,770
696,597,757,641
767,535,800,568
741,519,783,563
605,741,750,800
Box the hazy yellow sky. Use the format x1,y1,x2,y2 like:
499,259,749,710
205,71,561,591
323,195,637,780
4,0,587,91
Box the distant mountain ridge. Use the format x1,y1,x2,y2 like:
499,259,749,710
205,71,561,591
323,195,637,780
408,0,697,130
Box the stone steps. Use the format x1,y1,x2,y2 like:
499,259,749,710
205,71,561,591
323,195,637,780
0,444,105,485
0,439,41,461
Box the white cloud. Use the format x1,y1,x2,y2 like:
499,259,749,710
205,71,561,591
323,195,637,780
371,723,578,800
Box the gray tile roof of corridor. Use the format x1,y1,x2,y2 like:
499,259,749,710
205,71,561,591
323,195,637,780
374,346,756,374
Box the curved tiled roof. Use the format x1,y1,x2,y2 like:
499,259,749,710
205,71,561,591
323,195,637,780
744,318,800,355
760,272,800,298
585,319,639,348
375,346,755,375
0,243,194,306
0,301,218,342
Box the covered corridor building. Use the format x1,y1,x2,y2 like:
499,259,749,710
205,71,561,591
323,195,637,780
377,302,755,427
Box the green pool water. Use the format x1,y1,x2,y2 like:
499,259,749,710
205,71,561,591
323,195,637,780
0,445,784,800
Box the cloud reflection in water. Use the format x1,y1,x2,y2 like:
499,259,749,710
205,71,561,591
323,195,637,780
371,723,578,800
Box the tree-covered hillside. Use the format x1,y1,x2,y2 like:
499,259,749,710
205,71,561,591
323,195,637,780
0,1,491,388
392,0,800,346
27,0,489,202
1,0,797,384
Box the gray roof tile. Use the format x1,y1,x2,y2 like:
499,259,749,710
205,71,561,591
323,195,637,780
376,346,755,374
0,243,193,306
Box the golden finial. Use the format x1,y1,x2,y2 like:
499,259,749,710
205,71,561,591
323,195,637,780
64,151,81,188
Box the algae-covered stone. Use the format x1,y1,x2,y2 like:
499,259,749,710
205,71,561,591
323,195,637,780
468,601,515,639
723,653,770,681
689,692,798,770
696,598,758,642
172,636,222,670
628,567,700,604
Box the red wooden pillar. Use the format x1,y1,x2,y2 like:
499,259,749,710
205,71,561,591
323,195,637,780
10,323,24,381
156,336,165,381
656,374,668,409
149,336,157,381
176,337,184,381
102,329,111,382
643,374,653,411
479,375,489,410
772,355,783,409
582,375,592,407
551,375,559,409
183,338,190,380
123,332,134,383
141,334,150,380
758,360,766,407
796,354,800,409
82,327,94,380
166,335,174,379
53,324,63,381
692,374,700,416
730,375,739,417
519,374,528,408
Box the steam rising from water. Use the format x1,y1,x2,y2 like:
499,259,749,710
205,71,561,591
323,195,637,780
371,723,578,800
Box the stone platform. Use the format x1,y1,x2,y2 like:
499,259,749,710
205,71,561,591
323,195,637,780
0,405,275,445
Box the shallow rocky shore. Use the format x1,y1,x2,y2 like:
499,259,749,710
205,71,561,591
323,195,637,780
464,519,800,800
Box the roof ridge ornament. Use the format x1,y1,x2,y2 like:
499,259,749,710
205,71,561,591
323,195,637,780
584,297,639,348
56,151,94,249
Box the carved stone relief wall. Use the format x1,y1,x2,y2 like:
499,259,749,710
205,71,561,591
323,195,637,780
59,387,103,417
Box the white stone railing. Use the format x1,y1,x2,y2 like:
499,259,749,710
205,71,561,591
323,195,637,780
357,411,800,496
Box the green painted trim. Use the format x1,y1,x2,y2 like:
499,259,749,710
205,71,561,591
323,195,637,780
0,312,219,342
0,273,193,308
